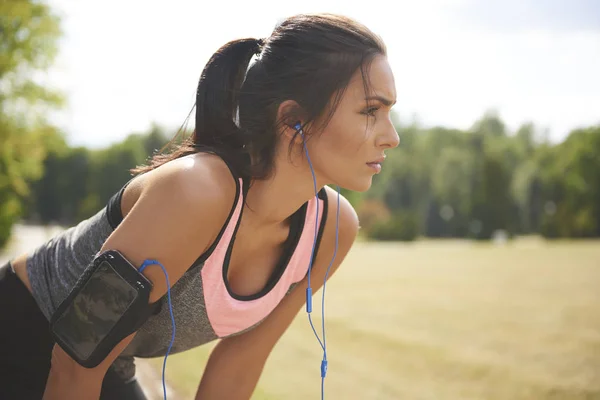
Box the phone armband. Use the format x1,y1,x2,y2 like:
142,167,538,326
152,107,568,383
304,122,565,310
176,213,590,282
50,250,158,368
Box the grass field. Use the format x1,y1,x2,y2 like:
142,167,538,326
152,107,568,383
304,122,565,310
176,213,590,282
150,239,600,399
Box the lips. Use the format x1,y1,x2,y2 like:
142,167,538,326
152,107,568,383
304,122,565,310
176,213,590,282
366,157,385,173
368,156,386,164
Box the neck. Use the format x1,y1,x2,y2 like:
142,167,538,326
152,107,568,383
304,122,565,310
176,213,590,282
244,153,326,228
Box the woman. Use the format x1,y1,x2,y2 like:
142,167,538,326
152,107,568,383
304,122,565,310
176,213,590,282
0,13,399,400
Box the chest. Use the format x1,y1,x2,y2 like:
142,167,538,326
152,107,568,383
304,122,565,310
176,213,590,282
225,219,293,298
126,256,301,358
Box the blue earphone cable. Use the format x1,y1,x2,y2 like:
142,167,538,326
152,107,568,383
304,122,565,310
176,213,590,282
299,124,340,400
135,125,339,400
139,260,176,400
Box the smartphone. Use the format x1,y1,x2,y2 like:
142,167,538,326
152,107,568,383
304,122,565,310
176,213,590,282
50,250,153,368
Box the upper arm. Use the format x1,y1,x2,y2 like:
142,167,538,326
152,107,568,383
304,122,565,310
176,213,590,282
220,186,359,354
48,155,238,378
101,154,237,303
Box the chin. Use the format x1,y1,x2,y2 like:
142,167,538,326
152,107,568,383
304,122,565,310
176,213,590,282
340,177,373,193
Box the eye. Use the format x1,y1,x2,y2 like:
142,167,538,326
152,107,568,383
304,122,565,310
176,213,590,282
362,107,379,116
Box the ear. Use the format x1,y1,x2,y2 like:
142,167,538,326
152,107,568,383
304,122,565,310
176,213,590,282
276,100,306,144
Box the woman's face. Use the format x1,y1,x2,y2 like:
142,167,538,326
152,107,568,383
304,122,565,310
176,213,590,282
307,55,399,192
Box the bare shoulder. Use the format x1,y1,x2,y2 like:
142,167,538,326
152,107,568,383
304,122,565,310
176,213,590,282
129,152,238,245
310,186,359,275
101,152,239,302
123,153,237,227
322,186,360,247
141,153,237,207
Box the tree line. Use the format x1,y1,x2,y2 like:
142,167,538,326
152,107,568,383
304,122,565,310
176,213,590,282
18,117,600,243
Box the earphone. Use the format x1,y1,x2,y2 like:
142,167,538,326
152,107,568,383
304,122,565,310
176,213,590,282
138,259,175,400
138,123,340,400
295,122,341,400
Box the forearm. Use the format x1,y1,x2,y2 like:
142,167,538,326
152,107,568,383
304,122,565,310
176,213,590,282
195,340,268,400
43,367,104,400
42,331,136,399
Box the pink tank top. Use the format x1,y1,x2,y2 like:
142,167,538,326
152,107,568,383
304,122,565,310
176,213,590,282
201,179,326,337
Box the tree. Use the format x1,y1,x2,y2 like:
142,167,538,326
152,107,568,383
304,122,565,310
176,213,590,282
0,0,63,247
471,152,513,239
28,145,92,224
539,126,600,238
79,140,146,220
431,147,474,236
511,160,542,234
22,126,171,226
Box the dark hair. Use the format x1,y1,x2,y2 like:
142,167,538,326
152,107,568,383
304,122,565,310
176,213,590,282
132,13,386,179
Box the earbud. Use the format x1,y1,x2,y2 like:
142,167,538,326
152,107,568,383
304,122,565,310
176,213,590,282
294,122,303,136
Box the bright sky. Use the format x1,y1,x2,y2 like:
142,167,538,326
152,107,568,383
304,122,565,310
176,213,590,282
46,0,600,149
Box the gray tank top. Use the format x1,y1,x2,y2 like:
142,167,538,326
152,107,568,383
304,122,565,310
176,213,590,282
26,164,328,380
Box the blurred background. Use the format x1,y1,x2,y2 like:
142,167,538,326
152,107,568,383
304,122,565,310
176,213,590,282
1,0,599,399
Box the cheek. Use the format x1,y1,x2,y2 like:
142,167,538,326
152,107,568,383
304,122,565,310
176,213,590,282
317,131,360,162
309,133,367,179
322,116,369,154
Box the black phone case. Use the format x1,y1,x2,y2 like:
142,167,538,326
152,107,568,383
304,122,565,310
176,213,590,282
49,250,156,368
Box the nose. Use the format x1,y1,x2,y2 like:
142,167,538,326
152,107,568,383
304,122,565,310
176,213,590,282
376,121,400,149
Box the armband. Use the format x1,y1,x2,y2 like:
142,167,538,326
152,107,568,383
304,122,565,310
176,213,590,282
50,250,158,368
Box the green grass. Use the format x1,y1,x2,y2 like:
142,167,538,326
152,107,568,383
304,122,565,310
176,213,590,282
147,239,600,399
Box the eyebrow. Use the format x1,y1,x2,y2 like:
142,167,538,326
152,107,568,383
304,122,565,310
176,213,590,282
365,95,396,107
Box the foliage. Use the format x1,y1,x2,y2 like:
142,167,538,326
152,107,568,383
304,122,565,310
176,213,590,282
27,124,170,224
0,0,63,247
12,113,600,244
357,113,600,241
368,211,419,241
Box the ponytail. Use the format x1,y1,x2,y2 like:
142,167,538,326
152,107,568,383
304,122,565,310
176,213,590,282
130,38,263,177
194,38,263,153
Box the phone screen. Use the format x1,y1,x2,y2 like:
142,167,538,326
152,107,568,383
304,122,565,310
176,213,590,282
53,261,138,360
